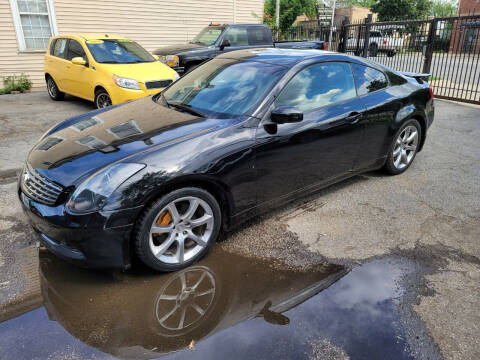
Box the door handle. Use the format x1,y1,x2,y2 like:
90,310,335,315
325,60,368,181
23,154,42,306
345,112,362,124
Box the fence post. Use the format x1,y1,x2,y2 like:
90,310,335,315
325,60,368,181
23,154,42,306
338,16,350,52
362,13,373,57
423,18,438,74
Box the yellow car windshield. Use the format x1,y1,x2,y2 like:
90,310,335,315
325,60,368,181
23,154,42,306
86,39,155,64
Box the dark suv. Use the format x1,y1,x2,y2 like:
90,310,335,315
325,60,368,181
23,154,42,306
153,23,326,74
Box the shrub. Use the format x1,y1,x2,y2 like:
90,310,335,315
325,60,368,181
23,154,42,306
2,73,32,93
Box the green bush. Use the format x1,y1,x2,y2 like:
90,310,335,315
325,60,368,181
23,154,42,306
2,73,32,94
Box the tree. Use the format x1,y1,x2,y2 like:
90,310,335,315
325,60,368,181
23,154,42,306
371,0,433,21
264,0,318,31
430,0,458,16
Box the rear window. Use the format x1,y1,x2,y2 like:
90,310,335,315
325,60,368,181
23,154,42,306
352,64,388,95
248,27,270,45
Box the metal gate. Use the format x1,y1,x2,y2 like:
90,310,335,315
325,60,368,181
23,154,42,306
280,14,480,105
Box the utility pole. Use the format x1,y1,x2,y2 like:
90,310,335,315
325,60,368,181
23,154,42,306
328,0,336,50
275,0,280,28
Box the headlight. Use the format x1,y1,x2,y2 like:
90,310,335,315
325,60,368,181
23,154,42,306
166,55,179,68
173,72,180,81
113,75,141,90
67,163,145,213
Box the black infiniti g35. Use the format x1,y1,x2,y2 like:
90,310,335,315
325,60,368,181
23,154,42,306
19,48,434,272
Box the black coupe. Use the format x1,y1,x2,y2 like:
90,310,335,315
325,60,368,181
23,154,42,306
19,48,434,271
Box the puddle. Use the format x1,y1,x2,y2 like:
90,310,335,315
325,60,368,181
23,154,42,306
0,247,433,359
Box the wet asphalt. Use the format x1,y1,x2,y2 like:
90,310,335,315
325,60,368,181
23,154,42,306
0,92,479,359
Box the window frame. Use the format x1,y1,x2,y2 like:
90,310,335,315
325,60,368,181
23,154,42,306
351,63,390,97
9,0,58,52
273,61,360,115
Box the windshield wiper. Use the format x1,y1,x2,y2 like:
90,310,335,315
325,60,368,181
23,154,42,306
168,101,205,117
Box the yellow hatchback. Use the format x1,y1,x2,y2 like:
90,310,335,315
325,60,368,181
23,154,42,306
45,34,179,108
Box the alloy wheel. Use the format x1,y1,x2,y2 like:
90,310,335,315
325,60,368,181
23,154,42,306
96,93,112,108
392,125,419,170
47,78,57,98
149,196,215,265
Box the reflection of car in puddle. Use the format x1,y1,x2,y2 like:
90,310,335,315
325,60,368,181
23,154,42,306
39,248,348,359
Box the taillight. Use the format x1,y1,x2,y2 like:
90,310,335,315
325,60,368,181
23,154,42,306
323,42,327,50
429,86,434,99
383,40,387,45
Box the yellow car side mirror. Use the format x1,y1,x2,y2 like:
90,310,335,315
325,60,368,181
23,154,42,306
72,57,87,66
152,54,159,61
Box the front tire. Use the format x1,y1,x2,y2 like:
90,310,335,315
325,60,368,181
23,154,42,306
94,88,112,109
369,43,378,57
134,187,222,272
384,119,422,175
46,76,65,101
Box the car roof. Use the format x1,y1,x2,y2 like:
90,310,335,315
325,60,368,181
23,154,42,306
216,48,373,68
52,33,128,41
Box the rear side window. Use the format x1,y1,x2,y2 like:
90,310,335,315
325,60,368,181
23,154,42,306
248,26,270,45
223,27,248,46
66,40,87,61
352,64,388,95
275,62,357,112
52,38,67,58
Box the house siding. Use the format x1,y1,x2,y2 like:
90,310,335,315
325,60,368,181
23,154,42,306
1,0,263,90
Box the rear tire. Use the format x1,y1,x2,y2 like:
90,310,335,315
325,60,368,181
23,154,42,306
384,119,422,175
134,187,222,272
46,76,65,101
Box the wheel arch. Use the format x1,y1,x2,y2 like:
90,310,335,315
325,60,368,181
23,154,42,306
139,174,234,232
94,85,108,94
410,115,427,152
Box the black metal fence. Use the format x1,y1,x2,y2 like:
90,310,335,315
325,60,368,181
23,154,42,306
277,14,480,105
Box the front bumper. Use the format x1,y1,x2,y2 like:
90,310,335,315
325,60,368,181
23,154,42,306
18,186,143,269
108,85,166,105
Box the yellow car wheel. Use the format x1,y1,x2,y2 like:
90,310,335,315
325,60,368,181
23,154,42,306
94,88,112,109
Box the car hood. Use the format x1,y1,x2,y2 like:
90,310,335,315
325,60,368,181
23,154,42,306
98,61,177,82
153,43,205,56
27,97,224,186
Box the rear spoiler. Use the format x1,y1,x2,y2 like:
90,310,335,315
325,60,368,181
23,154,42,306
400,71,431,84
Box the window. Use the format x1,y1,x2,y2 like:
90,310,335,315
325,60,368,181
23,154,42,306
86,39,155,64
248,26,270,46
10,0,58,51
107,121,143,139
51,38,67,58
223,27,248,46
66,40,86,61
76,135,106,149
352,64,388,95
70,116,103,132
37,136,62,151
275,62,357,112
161,58,287,116
191,27,223,46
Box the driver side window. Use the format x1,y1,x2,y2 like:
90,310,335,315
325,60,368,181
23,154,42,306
275,62,357,112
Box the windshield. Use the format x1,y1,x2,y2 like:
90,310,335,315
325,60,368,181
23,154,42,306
86,39,155,64
190,27,223,46
161,59,287,116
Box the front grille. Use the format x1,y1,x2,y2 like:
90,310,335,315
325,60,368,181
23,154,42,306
21,167,63,206
145,79,172,89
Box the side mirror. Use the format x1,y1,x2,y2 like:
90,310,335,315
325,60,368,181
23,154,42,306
271,106,303,124
71,57,87,66
152,54,159,61
220,39,231,50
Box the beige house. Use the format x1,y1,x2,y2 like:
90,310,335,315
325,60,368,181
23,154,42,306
0,0,263,89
